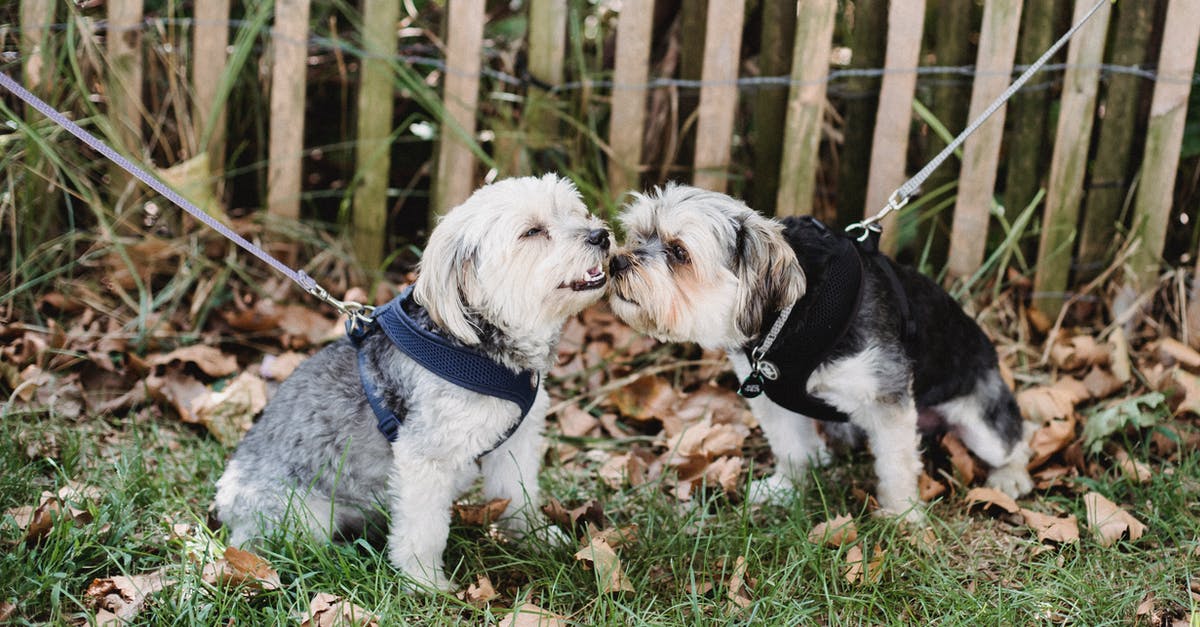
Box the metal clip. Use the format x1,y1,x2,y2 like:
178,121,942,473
306,284,376,332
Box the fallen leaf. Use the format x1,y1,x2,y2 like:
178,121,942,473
1017,385,1078,423
193,372,268,446
941,432,977,485
299,592,380,627
498,603,567,627
541,498,606,536
260,351,307,382
1082,393,1166,455
1156,338,1200,370
609,375,680,422
557,405,600,438
1018,508,1079,544
919,472,947,501
1028,414,1077,468
725,555,752,609
1050,335,1109,370
964,487,1020,516
453,498,511,527
460,576,498,606
85,568,174,625
1172,368,1200,417
704,456,743,493
1112,448,1152,483
204,546,281,592
574,536,634,594
0,601,13,622
1082,366,1122,399
1083,491,1147,547
147,345,238,378
1108,327,1132,383
808,514,857,547
144,367,210,424
843,543,884,585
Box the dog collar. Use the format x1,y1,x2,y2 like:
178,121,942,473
347,287,539,453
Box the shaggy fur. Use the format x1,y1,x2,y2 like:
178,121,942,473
608,184,1032,521
214,174,611,590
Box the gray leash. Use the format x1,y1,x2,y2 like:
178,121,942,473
0,71,373,326
846,0,1113,240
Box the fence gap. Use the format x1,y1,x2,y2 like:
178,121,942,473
606,0,653,206
751,0,798,215
432,0,485,216
266,0,311,221
863,0,925,252
693,0,747,193
946,0,1023,279
774,0,836,217
1127,0,1200,287
1032,0,1113,317
1076,2,1157,282
838,0,888,225
352,0,400,271
192,0,231,179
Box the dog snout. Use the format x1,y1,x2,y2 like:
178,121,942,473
610,253,632,277
586,228,610,251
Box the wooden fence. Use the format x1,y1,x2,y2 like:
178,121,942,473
10,0,1200,317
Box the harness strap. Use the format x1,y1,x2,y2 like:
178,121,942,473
856,230,917,344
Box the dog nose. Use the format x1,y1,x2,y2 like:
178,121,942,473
586,229,610,250
610,254,631,276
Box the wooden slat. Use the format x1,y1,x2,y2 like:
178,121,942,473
946,0,1023,279
1128,0,1200,287
606,0,653,204
692,0,747,193
432,0,485,215
352,0,400,270
18,0,54,93
525,0,568,153
266,0,310,220
193,0,232,176
106,0,144,154
862,0,925,252
775,0,836,217
1031,0,1112,316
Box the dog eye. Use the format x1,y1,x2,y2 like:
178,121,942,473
521,227,545,239
668,244,689,264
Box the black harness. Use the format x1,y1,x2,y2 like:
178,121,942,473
738,217,915,422
347,287,539,455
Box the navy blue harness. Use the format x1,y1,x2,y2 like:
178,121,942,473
346,287,539,454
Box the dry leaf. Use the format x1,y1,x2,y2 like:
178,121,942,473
460,576,499,606
609,375,680,421
965,487,1020,516
1050,335,1109,370
704,456,743,493
1019,509,1079,545
204,546,281,592
0,601,14,622
808,514,857,547
7,482,98,542
145,368,210,424
919,472,946,501
557,405,600,438
1082,366,1123,399
1172,368,1200,417
726,555,752,609
941,433,977,485
1108,327,1132,383
147,345,238,378
843,543,885,585
1112,448,1152,483
498,603,567,627
194,372,268,446
299,592,380,627
574,536,634,594
453,498,511,526
260,351,307,382
1028,414,1077,468
1156,338,1200,370
85,568,174,624
1083,491,1147,547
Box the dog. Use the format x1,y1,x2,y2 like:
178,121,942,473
607,184,1032,521
213,174,611,590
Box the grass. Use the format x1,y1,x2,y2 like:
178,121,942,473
3,403,1197,625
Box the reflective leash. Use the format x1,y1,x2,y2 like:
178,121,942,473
845,0,1113,240
0,71,374,328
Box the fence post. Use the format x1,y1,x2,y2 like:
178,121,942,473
106,0,144,166
19,0,54,93
946,0,1022,279
751,0,797,215
606,0,653,206
352,0,400,271
1077,2,1156,281
267,0,311,221
862,0,925,253
193,0,231,178
525,0,568,160
774,0,836,217
693,0,746,193
1127,0,1200,288
1032,0,1112,317
432,0,485,216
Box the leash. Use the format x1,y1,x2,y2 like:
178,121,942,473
0,71,374,329
845,0,1114,241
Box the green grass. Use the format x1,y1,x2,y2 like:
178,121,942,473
3,405,1197,625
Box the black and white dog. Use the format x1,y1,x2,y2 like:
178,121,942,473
214,174,611,590
607,184,1032,521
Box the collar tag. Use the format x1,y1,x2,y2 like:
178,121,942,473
738,371,765,398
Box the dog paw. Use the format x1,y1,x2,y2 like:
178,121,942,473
399,568,456,594
873,503,926,526
986,463,1033,498
747,474,801,505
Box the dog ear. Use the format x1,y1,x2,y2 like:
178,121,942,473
733,212,805,340
413,217,482,345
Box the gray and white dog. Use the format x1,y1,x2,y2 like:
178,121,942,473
214,174,611,590
607,184,1032,521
